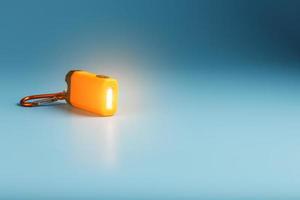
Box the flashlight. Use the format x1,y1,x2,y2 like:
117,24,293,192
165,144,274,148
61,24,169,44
20,70,119,116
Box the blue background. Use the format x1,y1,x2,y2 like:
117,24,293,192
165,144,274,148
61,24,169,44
0,0,300,199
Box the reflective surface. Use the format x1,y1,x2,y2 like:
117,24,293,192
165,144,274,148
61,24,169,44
0,0,300,199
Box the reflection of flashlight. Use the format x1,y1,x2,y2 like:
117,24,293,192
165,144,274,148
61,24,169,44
19,70,119,116
66,70,119,116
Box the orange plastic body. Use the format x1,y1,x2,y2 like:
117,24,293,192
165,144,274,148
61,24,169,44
66,70,118,116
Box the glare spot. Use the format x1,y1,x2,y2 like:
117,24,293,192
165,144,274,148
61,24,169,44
106,88,113,110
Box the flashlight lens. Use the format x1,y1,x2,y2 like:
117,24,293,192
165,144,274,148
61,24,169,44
106,88,113,110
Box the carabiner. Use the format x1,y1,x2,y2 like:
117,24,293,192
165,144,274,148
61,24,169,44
20,91,66,107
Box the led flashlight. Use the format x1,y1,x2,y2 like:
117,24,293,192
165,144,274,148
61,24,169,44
20,70,119,116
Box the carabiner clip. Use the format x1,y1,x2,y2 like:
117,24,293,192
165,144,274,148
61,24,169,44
20,91,66,107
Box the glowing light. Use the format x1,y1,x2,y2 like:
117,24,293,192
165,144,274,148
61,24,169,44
106,88,113,110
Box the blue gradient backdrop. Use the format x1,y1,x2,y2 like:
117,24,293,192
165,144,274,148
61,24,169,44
0,0,300,199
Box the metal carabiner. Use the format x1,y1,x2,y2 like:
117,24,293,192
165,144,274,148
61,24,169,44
19,91,66,107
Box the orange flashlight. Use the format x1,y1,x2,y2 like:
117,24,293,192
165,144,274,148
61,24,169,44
20,70,119,116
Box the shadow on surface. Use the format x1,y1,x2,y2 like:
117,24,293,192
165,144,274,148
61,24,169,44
50,103,101,117
17,102,100,117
